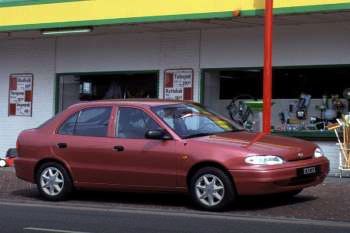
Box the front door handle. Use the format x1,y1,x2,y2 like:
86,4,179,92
57,143,67,149
113,145,124,152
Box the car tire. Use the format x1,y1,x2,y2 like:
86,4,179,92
190,167,236,211
36,162,73,201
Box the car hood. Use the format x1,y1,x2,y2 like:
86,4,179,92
192,131,316,161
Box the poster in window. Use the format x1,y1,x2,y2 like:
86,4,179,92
164,69,193,101
8,73,33,117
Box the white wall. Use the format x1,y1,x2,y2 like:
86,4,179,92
56,33,161,72
201,22,350,68
0,38,56,155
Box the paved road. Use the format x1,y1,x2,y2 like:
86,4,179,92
2,168,350,233
1,201,350,233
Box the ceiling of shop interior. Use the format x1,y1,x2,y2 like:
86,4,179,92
1,10,350,39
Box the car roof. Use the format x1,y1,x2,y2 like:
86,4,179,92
69,99,193,108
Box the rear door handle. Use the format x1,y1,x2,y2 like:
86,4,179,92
57,143,67,149
113,145,124,152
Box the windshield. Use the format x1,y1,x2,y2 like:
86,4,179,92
152,103,243,139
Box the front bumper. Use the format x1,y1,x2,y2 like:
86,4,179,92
230,157,329,195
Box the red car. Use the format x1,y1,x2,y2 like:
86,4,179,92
15,100,329,210
0,148,17,168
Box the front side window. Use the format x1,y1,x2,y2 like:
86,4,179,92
152,104,242,139
116,107,161,139
58,107,112,137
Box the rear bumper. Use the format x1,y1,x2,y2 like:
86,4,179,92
230,157,329,195
14,158,36,183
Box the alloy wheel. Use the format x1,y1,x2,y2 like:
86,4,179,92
40,167,65,196
195,174,225,207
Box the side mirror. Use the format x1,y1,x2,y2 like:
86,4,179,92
145,129,172,140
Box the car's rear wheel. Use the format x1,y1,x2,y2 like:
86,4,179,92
190,167,236,211
36,162,72,201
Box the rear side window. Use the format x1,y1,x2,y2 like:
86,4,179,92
58,113,78,135
75,107,112,137
58,107,112,137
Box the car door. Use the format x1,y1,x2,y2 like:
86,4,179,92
110,106,178,189
53,105,118,185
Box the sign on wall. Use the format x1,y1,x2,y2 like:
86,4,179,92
164,69,193,101
8,73,33,117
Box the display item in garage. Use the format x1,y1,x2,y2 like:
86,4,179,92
314,95,332,130
244,100,264,132
321,95,337,122
309,116,325,130
328,116,350,177
227,95,255,131
332,95,345,119
343,88,350,112
314,95,341,130
278,93,311,131
296,93,311,120
278,92,347,132
315,96,327,122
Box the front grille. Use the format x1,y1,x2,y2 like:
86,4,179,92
287,155,313,162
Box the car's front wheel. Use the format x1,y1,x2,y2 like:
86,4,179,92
36,162,73,201
190,167,236,211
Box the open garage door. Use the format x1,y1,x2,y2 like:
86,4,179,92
202,66,350,133
57,71,158,112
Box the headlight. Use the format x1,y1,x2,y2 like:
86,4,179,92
0,159,6,167
314,147,324,158
245,155,284,165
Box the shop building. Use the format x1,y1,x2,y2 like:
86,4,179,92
1,0,350,175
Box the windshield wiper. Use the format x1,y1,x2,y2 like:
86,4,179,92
230,129,245,132
184,133,214,139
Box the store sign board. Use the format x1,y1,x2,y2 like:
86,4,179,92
8,73,33,117
0,0,350,31
164,69,193,101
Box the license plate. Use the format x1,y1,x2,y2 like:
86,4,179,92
297,166,319,177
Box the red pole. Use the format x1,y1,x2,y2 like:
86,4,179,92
263,0,273,133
